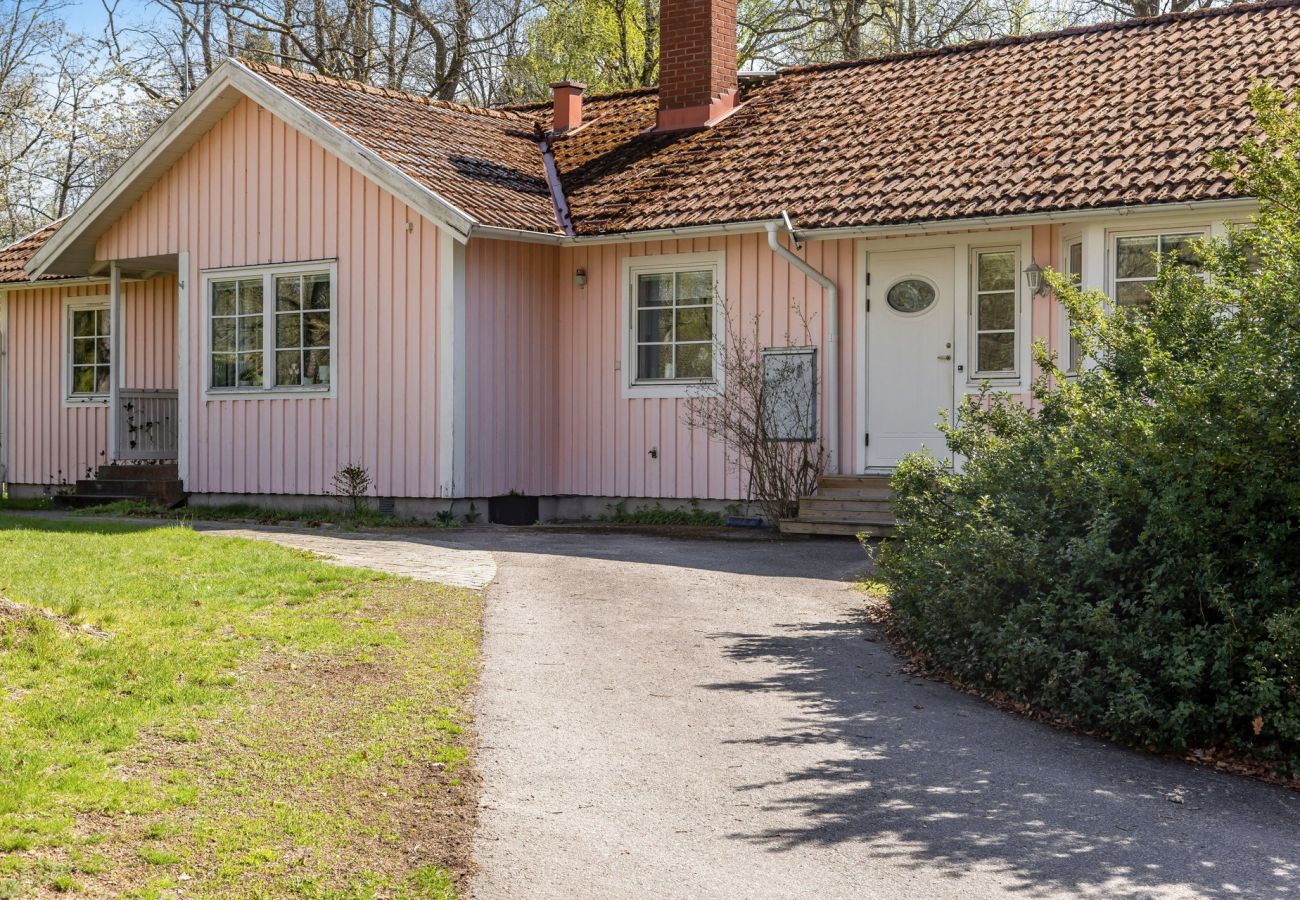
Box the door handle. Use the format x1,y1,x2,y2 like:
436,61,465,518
937,354,952,360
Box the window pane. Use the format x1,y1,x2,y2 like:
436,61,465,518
675,307,712,342
211,354,235,388
305,274,330,310
675,270,713,303
1116,236,1158,279
276,275,302,312
1115,281,1152,307
237,279,264,315
302,312,330,349
637,273,673,307
978,252,1016,291
72,366,95,394
237,317,263,351
73,337,95,364
72,309,96,337
276,350,302,386
1160,233,1201,271
212,281,236,316
978,332,1015,372
237,352,263,387
276,314,301,349
305,349,331,385
637,308,672,342
96,309,111,336
978,292,1015,330
676,344,713,379
212,318,235,352
95,337,111,365
637,344,672,380
1068,242,1082,283
1069,336,1084,372
94,366,110,394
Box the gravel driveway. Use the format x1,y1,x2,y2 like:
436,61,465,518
465,531,1300,900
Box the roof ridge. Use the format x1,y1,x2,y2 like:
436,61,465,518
501,85,659,113
777,0,1300,76
236,58,535,123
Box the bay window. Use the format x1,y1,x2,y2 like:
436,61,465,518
206,262,335,396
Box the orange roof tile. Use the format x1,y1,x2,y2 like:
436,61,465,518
0,220,70,284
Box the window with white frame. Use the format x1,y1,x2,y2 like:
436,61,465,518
207,263,334,394
1064,239,1084,372
1112,231,1202,307
629,258,720,384
66,300,111,400
972,248,1019,377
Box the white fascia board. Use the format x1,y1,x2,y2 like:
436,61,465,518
30,60,478,279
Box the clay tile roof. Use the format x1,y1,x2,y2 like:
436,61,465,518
0,220,70,284
243,61,561,233
539,0,1300,235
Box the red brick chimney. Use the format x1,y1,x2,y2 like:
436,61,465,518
551,81,585,133
656,0,738,132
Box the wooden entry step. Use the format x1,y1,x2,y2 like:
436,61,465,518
55,461,186,509
779,473,896,538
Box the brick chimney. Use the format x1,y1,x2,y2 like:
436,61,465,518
551,81,585,133
656,0,738,132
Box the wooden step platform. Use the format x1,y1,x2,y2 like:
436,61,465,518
780,473,896,538
55,461,186,509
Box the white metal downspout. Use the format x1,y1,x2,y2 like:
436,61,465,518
766,220,839,473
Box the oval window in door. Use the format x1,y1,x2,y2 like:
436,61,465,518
886,278,937,314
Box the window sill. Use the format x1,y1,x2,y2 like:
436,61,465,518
204,386,334,401
623,378,719,400
63,396,110,409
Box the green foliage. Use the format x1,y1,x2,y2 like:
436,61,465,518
600,499,726,526
877,83,1300,776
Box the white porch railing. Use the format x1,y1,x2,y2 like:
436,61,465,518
115,388,179,461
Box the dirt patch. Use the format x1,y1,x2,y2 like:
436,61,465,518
0,595,111,638
69,580,482,897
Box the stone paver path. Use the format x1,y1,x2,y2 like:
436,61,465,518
193,524,497,588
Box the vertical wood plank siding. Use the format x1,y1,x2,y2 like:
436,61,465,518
5,278,176,486
95,97,442,498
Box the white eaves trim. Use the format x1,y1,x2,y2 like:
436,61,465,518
28,59,477,279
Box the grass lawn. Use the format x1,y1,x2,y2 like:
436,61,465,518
0,516,482,898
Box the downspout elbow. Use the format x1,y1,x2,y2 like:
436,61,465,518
765,221,840,473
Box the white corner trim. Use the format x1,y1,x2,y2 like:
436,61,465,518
177,251,190,486
0,292,7,485
620,250,727,400
437,230,467,497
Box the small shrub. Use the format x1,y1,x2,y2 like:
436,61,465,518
330,462,373,514
878,84,1300,776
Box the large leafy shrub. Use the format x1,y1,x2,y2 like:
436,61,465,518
877,84,1300,775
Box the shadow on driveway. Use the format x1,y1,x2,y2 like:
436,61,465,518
704,614,1300,898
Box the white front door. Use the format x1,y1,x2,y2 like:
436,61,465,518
865,247,955,469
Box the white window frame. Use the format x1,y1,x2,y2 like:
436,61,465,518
64,296,112,407
621,250,726,399
201,260,338,400
1107,227,1207,308
968,244,1022,382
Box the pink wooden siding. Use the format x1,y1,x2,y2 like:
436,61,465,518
464,239,559,496
96,97,443,498
4,277,176,487
552,233,858,501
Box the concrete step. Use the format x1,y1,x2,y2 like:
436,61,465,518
779,518,894,537
96,463,178,481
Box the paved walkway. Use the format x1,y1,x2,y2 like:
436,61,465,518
192,524,497,589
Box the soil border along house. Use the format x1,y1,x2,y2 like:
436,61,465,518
0,0,1288,530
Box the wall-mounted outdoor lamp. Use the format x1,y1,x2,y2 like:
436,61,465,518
1023,260,1048,297
575,268,587,288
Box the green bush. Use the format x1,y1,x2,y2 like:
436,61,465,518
877,84,1300,775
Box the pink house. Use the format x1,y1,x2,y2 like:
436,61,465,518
0,0,1290,525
